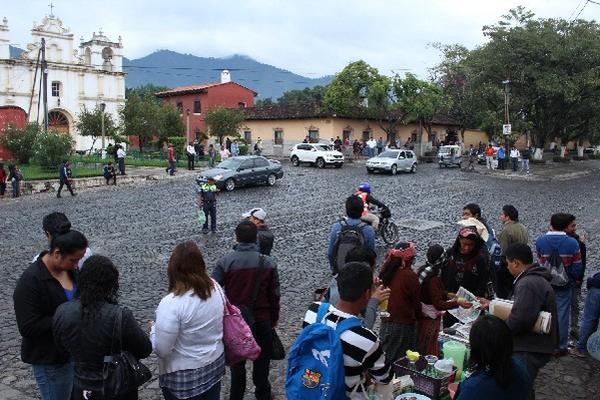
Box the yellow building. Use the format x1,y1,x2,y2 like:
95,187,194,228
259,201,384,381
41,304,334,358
239,105,488,156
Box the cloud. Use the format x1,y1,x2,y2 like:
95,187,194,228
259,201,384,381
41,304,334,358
3,0,600,78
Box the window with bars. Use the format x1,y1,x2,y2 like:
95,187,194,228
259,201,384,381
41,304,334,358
193,100,201,114
308,129,319,142
51,81,61,97
274,130,284,145
244,130,252,143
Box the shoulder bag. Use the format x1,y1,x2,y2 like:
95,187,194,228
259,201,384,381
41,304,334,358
102,307,152,397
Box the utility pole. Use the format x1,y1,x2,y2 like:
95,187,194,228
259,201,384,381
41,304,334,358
100,102,106,159
41,38,48,133
502,79,511,158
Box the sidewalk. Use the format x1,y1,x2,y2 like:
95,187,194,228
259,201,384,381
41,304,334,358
469,159,600,181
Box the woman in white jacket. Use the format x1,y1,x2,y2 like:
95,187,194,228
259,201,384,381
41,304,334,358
151,241,225,400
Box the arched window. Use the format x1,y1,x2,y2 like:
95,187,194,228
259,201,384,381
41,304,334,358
102,47,113,71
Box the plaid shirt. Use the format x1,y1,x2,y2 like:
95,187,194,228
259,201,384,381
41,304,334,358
159,353,225,398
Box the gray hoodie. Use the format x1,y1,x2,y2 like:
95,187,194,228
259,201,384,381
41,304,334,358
506,264,559,354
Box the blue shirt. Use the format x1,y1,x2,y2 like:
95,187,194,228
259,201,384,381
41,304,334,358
327,218,375,271
64,284,77,301
497,147,505,159
535,231,583,283
457,357,531,400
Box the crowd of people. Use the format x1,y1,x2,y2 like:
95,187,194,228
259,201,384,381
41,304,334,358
11,188,600,400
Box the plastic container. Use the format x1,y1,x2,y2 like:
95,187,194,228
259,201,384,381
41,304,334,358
442,341,467,377
394,357,457,399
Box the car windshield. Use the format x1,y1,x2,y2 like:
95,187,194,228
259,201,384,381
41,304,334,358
379,151,399,158
315,145,331,151
217,158,242,170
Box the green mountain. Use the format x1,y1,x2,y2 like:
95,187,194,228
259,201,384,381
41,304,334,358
123,50,332,100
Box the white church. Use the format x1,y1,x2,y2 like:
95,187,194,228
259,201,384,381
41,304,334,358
0,11,125,150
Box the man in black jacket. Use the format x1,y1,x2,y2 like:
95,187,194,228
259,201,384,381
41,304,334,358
243,208,274,255
504,243,558,398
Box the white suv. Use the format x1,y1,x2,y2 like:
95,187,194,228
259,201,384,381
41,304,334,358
290,143,344,168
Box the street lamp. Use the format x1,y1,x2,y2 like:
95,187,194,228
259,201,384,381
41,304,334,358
186,108,191,144
502,79,511,159
100,102,106,159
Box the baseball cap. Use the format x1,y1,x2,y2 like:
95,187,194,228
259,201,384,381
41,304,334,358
458,226,480,239
242,208,266,221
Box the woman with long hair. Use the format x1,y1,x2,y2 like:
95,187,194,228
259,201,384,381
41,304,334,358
14,230,88,400
152,241,225,400
53,255,152,400
456,315,531,399
378,242,421,362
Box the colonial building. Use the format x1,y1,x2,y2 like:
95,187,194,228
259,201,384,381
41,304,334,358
239,104,488,157
0,12,125,151
155,71,257,144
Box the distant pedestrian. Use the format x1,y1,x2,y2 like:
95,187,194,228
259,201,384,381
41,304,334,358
352,139,361,160
207,144,217,167
13,230,89,400
497,146,506,170
485,144,495,170
167,143,176,176
8,163,22,197
57,160,76,198
212,220,280,400
243,208,274,255
254,137,263,156
510,146,520,171
231,141,240,157
193,139,201,161
197,177,218,234
468,145,477,170
376,137,384,154
0,162,6,198
186,141,197,170
53,255,152,400
521,146,531,174
116,145,126,175
220,146,231,161
367,137,377,157
226,137,232,151
152,242,225,400
103,161,116,185
334,136,343,152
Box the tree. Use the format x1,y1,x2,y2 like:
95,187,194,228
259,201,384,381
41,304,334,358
278,86,326,106
254,97,275,108
204,106,244,146
75,105,118,153
33,130,74,167
126,84,169,103
0,123,40,163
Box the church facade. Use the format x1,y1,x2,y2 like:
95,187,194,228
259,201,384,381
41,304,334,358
0,12,125,151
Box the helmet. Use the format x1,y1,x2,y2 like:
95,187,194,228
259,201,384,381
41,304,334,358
358,182,371,193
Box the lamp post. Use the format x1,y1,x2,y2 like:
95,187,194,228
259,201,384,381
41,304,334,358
502,79,511,158
186,108,191,143
100,102,106,159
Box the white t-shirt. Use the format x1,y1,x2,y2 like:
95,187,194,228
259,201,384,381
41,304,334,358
187,145,196,155
117,148,126,159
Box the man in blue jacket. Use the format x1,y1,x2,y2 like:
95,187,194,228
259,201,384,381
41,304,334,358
57,160,76,198
535,213,583,356
497,146,506,170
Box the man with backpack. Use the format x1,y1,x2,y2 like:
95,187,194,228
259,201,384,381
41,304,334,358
328,195,375,274
535,213,583,356
287,262,393,399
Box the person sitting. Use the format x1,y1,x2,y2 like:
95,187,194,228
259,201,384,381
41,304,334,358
455,315,531,400
103,162,117,185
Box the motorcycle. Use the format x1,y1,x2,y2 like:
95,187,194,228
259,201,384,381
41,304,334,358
372,206,399,245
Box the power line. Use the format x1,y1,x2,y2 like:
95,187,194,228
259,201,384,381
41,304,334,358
574,0,591,20
569,0,585,20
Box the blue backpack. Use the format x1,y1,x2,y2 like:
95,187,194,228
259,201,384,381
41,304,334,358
286,303,362,400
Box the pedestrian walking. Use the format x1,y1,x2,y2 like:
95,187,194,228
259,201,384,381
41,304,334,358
116,145,126,175
220,146,231,161
212,220,280,400
53,255,152,400
521,146,531,174
0,162,6,198
226,137,232,152
152,242,225,400
103,161,117,185
8,163,22,197
230,141,239,157
485,144,495,170
496,205,529,299
167,143,176,176
186,142,197,170
197,177,218,234
564,214,587,341
571,271,600,358
510,146,520,171
535,213,583,356
13,230,89,400
352,139,361,160
243,208,274,255
378,242,421,363
207,144,217,167
468,145,477,170
497,146,506,170
57,160,76,198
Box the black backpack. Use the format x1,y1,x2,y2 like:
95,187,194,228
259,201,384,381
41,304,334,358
542,248,569,286
332,219,366,274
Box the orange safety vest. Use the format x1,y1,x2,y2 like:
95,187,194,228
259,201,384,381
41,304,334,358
355,191,369,216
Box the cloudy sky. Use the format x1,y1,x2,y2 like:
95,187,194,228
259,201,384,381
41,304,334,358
3,0,600,78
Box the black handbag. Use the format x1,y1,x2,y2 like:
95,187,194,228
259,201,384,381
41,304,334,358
271,329,286,360
102,307,152,397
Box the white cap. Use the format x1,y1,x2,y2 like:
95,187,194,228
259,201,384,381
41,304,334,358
242,208,266,221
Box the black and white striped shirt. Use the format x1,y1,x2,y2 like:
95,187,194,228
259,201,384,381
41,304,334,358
302,302,393,397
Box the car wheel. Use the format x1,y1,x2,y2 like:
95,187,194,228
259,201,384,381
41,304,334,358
367,168,374,174
225,178,235,192
391,164,398,175
266,173,276,186
316,158,325,168
291,156,300,167
334,163,343,169
410,163,417,173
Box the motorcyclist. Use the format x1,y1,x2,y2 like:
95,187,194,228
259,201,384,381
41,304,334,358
355,182,389,230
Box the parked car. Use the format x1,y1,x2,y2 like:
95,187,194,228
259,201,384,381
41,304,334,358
290,143,344,168
366,149,417,174
438,145,463,168
196,156,283,192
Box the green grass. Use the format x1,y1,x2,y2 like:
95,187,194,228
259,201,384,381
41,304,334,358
20,164,103,181
72,154,189,168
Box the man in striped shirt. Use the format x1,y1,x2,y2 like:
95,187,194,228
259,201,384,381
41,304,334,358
302,262,393,398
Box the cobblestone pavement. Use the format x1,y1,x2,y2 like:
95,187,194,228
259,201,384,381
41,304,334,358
1,162,599,399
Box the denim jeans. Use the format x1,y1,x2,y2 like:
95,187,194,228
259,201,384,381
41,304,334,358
162,381,220,400
32,362,74,400
522,159,530,173
514,351,551,400
577,287,600,352
554,285,573,350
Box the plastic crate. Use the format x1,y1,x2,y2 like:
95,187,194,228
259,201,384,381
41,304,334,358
394,357,456,399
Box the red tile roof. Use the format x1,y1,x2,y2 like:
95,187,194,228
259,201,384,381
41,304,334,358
155,82,258,97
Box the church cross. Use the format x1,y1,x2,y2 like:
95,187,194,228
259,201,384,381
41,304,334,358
49,2,55,17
